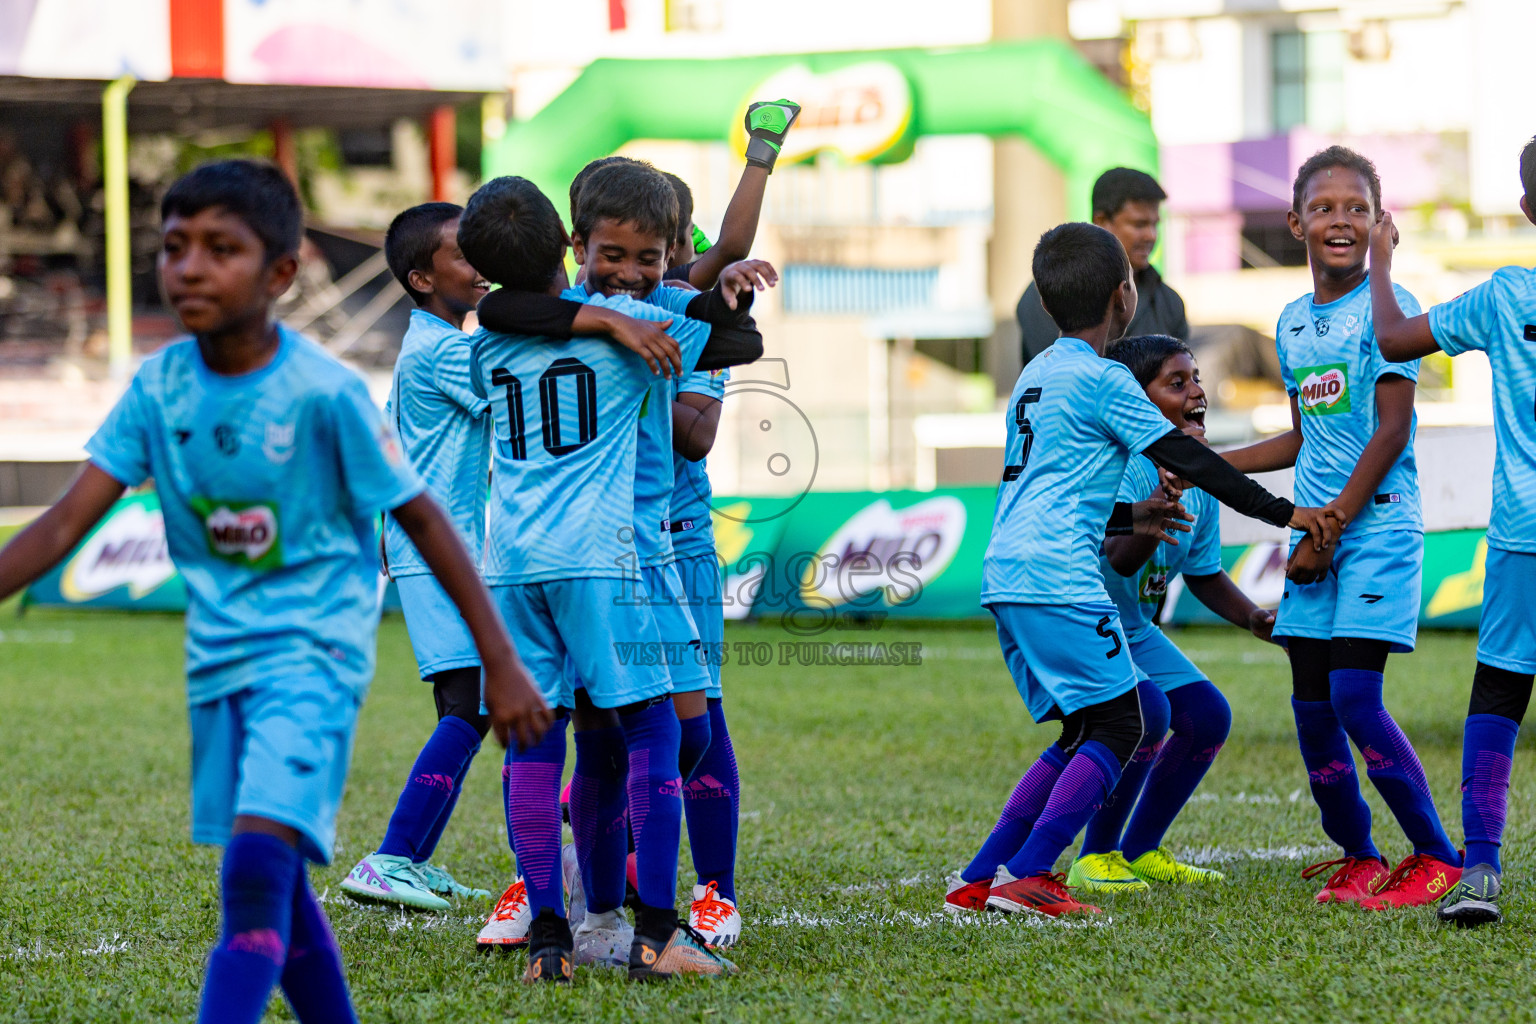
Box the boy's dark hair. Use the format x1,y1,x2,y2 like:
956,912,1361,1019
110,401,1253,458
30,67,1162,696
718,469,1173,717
161,159,302,262
385,202,462,306
1520,136,1536,203
1292,145,1382,214
1091,168,1167,220
457,177,567,292
572,160,679,247
569,155,635,222
1106,334,1193,388
1032,223,1131,334
663,171,694,247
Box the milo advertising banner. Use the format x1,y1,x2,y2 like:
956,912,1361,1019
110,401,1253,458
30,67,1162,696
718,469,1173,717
21,486,1496,632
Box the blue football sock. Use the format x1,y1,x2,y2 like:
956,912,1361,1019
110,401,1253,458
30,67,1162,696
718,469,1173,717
415,771,466,864
963,743,1070,883
1081,680,1170,857
570,725,630,914
1005,741,1121,879
1121,680,1231,862
377,714,481,861
504,715,570,917
1332,669,1459,864
198,833,299,1024
620,700,684,911
1292,697,1379,860
279,864,357,1024
1462,713,1519,872
684,699,738,901
678,710,713,784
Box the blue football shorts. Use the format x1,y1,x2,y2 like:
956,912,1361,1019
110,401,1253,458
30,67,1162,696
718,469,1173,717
673,551,726,697
1128,627,1207,692
1274,529,1422,653
395,573,479,680
493,577,671,710
1477,547,1536,674
189,672,361,864
644,562,714,697
987,601,1140,723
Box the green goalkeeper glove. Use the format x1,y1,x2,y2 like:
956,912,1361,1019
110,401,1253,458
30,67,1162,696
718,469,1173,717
691,223,713,255
743,98,802,173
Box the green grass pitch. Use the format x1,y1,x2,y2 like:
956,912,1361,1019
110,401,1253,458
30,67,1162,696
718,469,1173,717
1,609,1530,1022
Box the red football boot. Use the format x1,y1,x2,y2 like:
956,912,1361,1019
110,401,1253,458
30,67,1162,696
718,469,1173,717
1301,856,1389,905
984,868,1101,917
1359,853,1462,910
943,873,992,914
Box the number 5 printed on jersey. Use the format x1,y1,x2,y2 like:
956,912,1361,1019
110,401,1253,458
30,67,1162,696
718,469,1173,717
1002,387,1042,483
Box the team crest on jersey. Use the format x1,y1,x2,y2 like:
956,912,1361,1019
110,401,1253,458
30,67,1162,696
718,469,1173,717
1313,317,1330,337
1139,565,1169,602
262,422,296,464
1297,362,1351,415
191,498,282,569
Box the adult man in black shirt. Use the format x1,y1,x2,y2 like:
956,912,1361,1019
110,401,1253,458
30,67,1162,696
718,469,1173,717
1017,168,1189,366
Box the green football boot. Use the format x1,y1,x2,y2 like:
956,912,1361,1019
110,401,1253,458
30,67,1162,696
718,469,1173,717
1127,847,1226,885
1066,851,1150,893
414,861,491,900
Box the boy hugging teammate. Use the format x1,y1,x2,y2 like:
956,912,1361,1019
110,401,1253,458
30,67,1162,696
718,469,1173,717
1370,136,1536,926
1224,147,1461,909
461,171,764,983
945,223,1334,917
0,161,550,1023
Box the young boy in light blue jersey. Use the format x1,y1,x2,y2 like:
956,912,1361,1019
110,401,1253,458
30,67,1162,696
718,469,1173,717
1225,147,1462,910
460,174,760,982
1067,335,1279,893
476,158,774,959
1368,135,1536,926
944,223,1330,918
0,161,549,1024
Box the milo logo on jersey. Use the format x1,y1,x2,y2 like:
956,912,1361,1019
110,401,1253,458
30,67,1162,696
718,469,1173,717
1297,362,1351,415
1138,563,1170,603
191,498,282,569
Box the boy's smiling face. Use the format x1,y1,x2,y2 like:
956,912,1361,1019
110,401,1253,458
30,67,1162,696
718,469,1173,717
159,207,296,336
1144,351,1207,439
420,218,489,320
1290,166,1376,279
574,217,668,299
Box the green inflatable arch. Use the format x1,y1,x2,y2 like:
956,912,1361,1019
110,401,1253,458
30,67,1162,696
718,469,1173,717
484,39,1157,224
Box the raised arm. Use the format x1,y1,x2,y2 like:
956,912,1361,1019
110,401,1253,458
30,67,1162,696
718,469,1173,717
1369,212,1441,362
391,493,551,750
0,464,125,602
685,166,768,290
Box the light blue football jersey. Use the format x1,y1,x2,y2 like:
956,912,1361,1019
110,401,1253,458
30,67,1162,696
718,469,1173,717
589,283,702,568
469,292,711,584
85,327,425,705
981,336,1175,605
670,367,729,561
382,309,491,577
1428,268,1536,554
1101,455,1222,643
1276,276,1423,534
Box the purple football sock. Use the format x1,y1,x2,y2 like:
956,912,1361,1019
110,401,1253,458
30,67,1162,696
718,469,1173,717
504,715,570,917
684,698,738,901
1292,697,1379,860
678,710,713,784
1081,680,1170,856
620,700,683,912
1462,713,1519,872
279,865,357,1024
961,743,1070,883
570,725,630,914
198,833,298,1024
1332,669,1459,864
1121,680,1232,862
415,772,466,864
1004,741,1122,879
377,714,481,861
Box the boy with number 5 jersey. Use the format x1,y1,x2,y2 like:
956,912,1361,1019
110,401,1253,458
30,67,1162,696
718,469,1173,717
0,161,549,1024
1369,135,1536,926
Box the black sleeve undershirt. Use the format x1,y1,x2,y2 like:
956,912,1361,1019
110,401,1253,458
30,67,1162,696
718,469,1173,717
1142,429,1294,528
475,289,580,337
